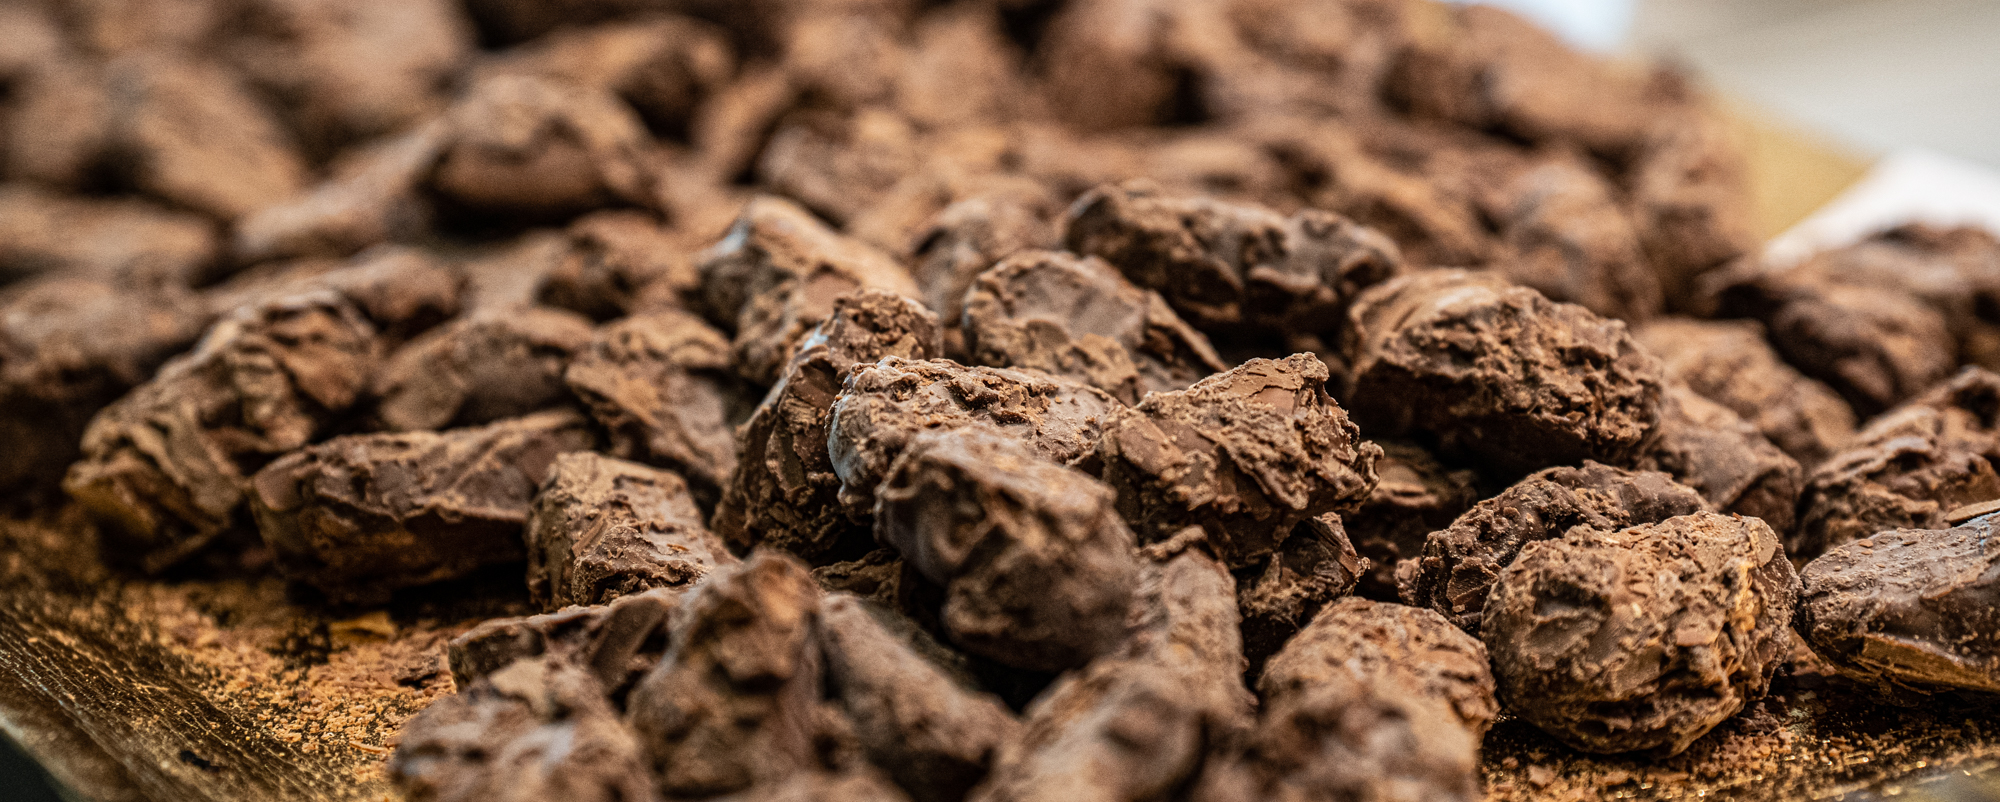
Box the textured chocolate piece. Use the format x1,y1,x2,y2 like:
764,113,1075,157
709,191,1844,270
970,548,1253,802
1636,317,1856,468
231,120,447,263
713,291,942,562
1094,353,1379,568
65,293,381,571
1274,597,1497,737
1795,368,2000,559
1784,225,2000,364
1629,113,1756,311
202,246,464,351
1483,511,1799,755
390,657,654,802
962,249,1227,404
1799,519,2000,697
710,769,915,802
433,74,659,220
1343,269,1666,477
1405,461,1707,633
1636,384,1803,535
250,409,596,601
1064,181,1404,334
627,553,824,799
759,109,921,229
373,307,595,432
539,210,700,321
0,184,218,287
1235,514,1367,672
875,426,1139,672
447,586,681,693
1348,441,1480,601
819,593,1021,800
526,452,734,610
1487,152,1662,322
475,17,733,139
563,307,744,498
695,196,922,385
810,549,905,609
908,179,1061,356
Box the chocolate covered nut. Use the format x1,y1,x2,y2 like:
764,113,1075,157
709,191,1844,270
1347,441,1480,601
695,196,921,385
373,307,595,432
1482,511,1799,755
1487,152,1662,322
1782,225,2000,367
447,586,682,692
1798,519,2000,696
627,552,824,798
1094,353,1379,568
1636,317,1856,468
962,250,1227,404
874,426,1140,672
65,293,381,571
1637,384,1803,535
1234,514,1367,671
231,120,448,263
713,291,942,562
205,246,465,345
1343,269,1666,477
1064,181,1404,334
433,74,659,220
1272,597,1498,737
0,184,218,287
563,307,744,498
526,452,734,610
811,549,905,608
390,657,654,802
819,593,1021,800
1406,461,1707,633
250,409,597,601
1795,368,2000,558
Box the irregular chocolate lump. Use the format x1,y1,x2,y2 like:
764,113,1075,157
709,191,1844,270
1482,511,1799,756
1273,597,1498,737
1636,317,1856,468
1486,151,1663,323
1798,518,2000,697
962,249,1226,405
432,74,659,221
1405,461,1707,633
1636,384,1803,535
447,587,681,693
563,307,745,499
1343,269,1666,477
525,452,734,610
1235,514,1367,672
1347,441,1480,601
250,409,596,601
0,184,218,287
874,426,1140,673
908,183,1063,354
1094,353,1379,568
373,306,595,432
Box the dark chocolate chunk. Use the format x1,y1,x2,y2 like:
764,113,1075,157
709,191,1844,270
373,307,595,432
1094,353,1379,568
1234,514,1367,674
874,426,1140,672
1798,518,2000,697
1482,511,1799,755
1405,461,1707,633
810,549,905,609
907,181,1062,357
250,409,597,601
526,452,735,610
204,245,465,345
1343,269,1666,478
563,307,745,498
1346,441,1480,602
1636,317,1856,468
447,586,682,694
1486,152,1662,322
1636,383,1803,534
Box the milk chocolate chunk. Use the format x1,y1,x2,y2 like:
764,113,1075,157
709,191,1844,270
1636,384,1803,534
563,307,744,498
970,549,1253,802
526,452,734,610
433,74,659,221
1343,269,1666,478
627,552,824,799
1487,152,1662,323
1064,181,1404,335
1629,114,1756,311
874,427,1140,672
1405,461,1707,633
250,409,596,601
908,182,1062,352
1798,519,2000,697
0,184,218,287
1482,511,1799,756
104,54,311,220
1795,368,2000,559
1273,597,1498,737
475,16,733,139
231,120,447,263
1636,317,1856,468
962,250,1227,404
1715,264,1955,417
695,196,921,386
1347,441,1480,601
1235,514,1367,671
447,586,682,693
1093,353,1379,569
65,293,381,571
713,291,942,562
373,307,595,432
819,593,1021,801
759,109,921,229
539,210,701,321
390,657,654,802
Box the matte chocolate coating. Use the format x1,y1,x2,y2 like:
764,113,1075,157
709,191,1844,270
231,120,447,263
526,452,734,610
712,291,943,562
828,357,1121,526
1231,662,1482,802
709,769,915,802
874,426,1140,672
1347,441,1481,602
563,307,745,499
1064,181,1404,335
390,657,654,802
447,586,681,695
1235,513,1367,672
627,552,824,799
908,183,1063,356
1482,511,1799,756
1637,383,1804,535
1795,368,2000,559
1288,596,1498,735
250,409,597,602
819,593,1021,801
474,17,733,140
1798,518,2000,696
1487,152,1663,323
1405,461,1708,633
65,293,381,572
1636,317,1855,468
1094,353,1379,569
373,307,595,432
1343,269,1666,478
1629,114,1755,312
962,249,1226,405
0,184,218,286
432,74,658,220
539,210,703,321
